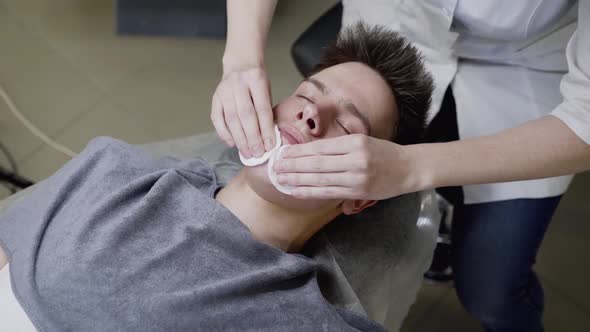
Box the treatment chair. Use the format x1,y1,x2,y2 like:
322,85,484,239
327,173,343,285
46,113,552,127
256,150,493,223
0,133,440,331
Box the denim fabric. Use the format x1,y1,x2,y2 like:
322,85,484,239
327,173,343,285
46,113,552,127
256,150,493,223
451,195,561,332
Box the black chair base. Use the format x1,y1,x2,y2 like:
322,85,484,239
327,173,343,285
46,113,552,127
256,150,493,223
424,241,454,285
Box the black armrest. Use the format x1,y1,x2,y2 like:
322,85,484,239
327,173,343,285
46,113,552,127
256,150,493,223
291,3,343,77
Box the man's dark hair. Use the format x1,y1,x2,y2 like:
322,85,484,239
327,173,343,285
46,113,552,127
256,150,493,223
313,22,434,145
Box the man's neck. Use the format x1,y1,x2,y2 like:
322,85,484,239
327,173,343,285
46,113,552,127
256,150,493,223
215,171,338,252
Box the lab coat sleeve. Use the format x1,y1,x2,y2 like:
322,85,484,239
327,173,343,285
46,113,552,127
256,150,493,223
551,0,590,144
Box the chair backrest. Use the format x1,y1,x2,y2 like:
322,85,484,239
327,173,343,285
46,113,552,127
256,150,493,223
291,2,343,77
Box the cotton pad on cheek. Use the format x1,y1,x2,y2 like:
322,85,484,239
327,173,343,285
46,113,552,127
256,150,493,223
267,145,295,195
239,125,282,166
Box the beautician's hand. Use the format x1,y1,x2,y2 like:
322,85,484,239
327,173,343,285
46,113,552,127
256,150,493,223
212,0,278,158
274,135,424,200
211,65,275,159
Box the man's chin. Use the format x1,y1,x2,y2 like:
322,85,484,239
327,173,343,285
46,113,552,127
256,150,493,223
243,165,331,211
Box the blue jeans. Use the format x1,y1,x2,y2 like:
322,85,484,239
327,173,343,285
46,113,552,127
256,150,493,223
450,195,561,332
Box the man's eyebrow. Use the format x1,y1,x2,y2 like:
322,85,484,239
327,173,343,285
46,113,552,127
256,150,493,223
304,77,371,135
304,77,328,95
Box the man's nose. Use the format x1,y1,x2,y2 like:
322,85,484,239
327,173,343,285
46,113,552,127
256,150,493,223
297,104,322,137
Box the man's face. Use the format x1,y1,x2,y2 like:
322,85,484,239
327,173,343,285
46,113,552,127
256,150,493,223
245,61,397,210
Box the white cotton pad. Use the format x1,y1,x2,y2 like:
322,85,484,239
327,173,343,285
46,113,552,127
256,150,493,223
267,145,296,195
239,125,282,166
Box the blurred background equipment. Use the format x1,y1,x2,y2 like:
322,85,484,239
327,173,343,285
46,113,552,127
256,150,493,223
116,0,227,38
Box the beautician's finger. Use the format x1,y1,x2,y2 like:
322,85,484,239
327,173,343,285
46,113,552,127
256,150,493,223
274,154,354,173
291,186,356,200
234,85,265,157
277,172,358,187
220,89,251,158
281,134,366,158
211,94,234,147
250,79,275,151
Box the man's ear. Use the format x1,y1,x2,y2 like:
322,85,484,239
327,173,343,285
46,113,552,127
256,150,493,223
341,200,377,216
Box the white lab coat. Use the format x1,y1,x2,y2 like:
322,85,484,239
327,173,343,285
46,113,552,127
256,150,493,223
342,0,590,204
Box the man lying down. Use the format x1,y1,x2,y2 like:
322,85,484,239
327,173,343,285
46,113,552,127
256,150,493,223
0,23,433,331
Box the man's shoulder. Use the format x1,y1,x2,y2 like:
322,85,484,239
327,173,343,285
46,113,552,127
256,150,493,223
83,136,145,160
81,137,215,179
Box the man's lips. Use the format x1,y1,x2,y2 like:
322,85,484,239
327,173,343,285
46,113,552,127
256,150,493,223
279,126,305,145
281,131,299,145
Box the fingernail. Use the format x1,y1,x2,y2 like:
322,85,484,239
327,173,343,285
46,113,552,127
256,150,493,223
252,145,264,157
265,138,274,151
277,174,286,184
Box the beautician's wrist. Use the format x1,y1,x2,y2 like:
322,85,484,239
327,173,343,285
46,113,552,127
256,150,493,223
222,50,265,77
401,143,437,193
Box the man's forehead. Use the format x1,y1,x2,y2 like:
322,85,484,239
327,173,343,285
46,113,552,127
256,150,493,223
304,77,328,94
